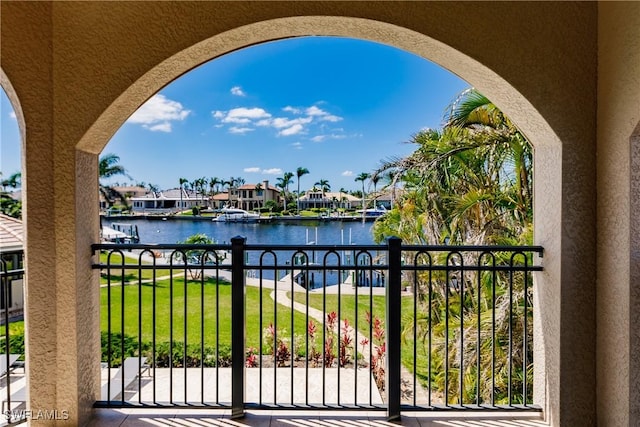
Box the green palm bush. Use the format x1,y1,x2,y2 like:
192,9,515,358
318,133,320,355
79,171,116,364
375,88,534,405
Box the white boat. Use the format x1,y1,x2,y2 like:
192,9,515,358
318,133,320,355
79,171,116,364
101,223,140,243
213,207,261,223
356,204,388,218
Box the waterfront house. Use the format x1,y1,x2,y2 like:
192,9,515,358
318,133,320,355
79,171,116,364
130,188,202,214
299,190,361,210
210,180,281,211
210,191,231,209
0,214,24,322
236,181,281,211
371,188,404,210
99,185,147,212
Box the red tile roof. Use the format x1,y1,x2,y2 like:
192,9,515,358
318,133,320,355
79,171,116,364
0,214,23,252
236,184,280,192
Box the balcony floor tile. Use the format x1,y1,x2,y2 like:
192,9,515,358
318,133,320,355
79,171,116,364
88,409,548,427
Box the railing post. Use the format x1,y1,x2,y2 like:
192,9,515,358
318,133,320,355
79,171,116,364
386,237,402,421
231,236,246,419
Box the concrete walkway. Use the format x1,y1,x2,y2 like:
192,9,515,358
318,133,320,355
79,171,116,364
124,367,382,406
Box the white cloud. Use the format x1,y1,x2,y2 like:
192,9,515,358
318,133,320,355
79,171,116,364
222,107,271,124
291,142,303,150
321,114,342,122
255,119,273,127
304,105,343,122
245,166,283,174
9,111,16,120
230,86,246,97
306,106,326,116
148,122,172,132
229,126,254,134
128,94,191,132
272,116,312,129
263,168,282,175
341,170,354,177
225,117,252,124
283,106,301,114
212,103,346,138
312,133,345,142
279,124,304,136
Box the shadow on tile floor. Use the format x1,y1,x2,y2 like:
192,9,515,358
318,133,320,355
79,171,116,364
87,409,549,427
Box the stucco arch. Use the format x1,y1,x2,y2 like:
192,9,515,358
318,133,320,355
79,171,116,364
1,68,26,150
74,15,565,424
77,16,561,154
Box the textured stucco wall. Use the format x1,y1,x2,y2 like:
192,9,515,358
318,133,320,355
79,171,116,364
1,1,61,417
597,3,640,426
0,2,604,425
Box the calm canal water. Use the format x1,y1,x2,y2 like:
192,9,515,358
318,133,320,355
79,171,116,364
104,218,380,287
113,218,377,246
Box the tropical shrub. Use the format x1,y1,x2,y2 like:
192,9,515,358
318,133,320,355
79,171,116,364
373,88,534,404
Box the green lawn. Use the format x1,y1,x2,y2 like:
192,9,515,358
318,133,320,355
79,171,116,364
99,251,185,284
101,277,309,349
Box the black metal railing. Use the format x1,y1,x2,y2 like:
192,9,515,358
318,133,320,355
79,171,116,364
0,251,26,425
92,238,543,419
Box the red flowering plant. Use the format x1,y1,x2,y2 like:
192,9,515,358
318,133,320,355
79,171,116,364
339,318,354,367
365,311,387,390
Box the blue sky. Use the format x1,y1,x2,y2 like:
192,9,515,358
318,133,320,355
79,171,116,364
1,37,469,192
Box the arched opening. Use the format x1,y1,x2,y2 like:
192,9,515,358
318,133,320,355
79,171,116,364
99,36,470,217
77,16,564,423
0,69,27,422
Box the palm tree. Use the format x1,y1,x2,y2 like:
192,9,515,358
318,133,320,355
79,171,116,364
223,177,234,207
276,172,294,211
99,153,130,209
210,177,222,194
231,176,246,208
206,177,218,208
445,88,532,220
254,182,264,210
147,183,160,209
198,176,208,206
179,177,188,212
209,177,220,197
382,171,397,208
296,167,309,212
370,174,380,207
190,179,199,203
371,89,535,404
276,172,293,210
339,187,347,210
176,233,217,279
99,153,128,180
0,193,21,218
0,172,21,193
355,172,370,215
0,171,22,218
314,179,330,197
